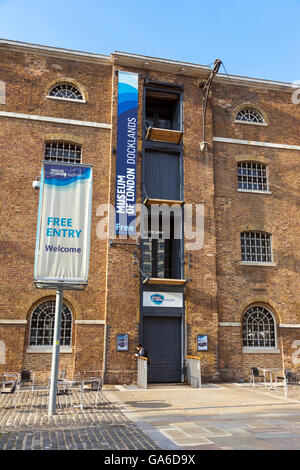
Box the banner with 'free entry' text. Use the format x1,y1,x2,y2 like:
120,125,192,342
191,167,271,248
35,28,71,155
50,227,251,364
34,162,93,285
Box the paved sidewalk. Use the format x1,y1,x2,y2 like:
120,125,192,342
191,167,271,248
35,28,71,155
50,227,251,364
104,383,300,450
0,387,161,450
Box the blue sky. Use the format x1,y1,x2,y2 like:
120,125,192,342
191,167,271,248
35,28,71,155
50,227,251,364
0,0,299,83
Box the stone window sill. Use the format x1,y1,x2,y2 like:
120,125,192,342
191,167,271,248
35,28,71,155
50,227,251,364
242,347,280,354
46,96,86,104
26,347,72,354
240,262,276,267
237,189,272,195
234,120,268,127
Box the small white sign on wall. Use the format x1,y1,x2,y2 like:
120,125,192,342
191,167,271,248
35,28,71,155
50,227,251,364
143,291,183,308
0,341,5,364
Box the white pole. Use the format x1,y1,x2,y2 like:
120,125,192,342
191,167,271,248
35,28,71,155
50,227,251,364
48,285,63,415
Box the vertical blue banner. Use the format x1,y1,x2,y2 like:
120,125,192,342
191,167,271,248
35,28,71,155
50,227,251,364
115,71,138,235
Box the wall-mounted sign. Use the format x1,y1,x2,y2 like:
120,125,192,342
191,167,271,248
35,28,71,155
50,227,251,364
34,162,93,286
115,71,139,235
117,334,129,351
197,335,208,351
143,291,183,308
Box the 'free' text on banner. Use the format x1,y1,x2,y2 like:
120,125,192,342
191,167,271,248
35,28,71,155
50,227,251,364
34,162,93,284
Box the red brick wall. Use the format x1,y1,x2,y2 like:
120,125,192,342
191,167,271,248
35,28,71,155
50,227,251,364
213,81,300,381
0,46,299,385
0,49,112,383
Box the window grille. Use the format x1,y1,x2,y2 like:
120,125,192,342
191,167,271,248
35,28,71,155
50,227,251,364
44,142,82,164
241,232,272,263
29,300,72,347
237,162,269,191
242,306,276,347
48,83,84,101
236,108,264,124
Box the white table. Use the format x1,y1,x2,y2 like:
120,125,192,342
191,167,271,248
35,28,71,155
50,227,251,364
58,377,102,410
259,368,281,389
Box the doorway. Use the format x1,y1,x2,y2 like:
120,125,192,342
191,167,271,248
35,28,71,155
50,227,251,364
143,316,182,383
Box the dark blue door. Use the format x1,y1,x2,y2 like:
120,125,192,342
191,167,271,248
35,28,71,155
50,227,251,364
143,316,182,383
144,151,181,201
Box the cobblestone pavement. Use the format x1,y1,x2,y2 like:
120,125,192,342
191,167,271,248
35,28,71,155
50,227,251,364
0,388,161,450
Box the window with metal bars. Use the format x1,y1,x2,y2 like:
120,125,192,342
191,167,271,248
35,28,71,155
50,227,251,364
241,231,272,263
235,108,264,124
29,300,72,347
44,142,82,164
48,83,84,101
242,306,276,348
237,161,269,192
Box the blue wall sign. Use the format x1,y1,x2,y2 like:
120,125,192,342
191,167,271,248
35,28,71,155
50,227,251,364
115,71,138,235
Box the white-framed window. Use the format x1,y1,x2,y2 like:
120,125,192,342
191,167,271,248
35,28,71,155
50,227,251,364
237,161,269,192
235,107,265,124
47,83,84,102
29,300,72,347
241,231,273,263
44,141,82,164
242,305,276,348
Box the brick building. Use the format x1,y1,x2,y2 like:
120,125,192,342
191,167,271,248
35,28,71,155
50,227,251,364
0,38,299,384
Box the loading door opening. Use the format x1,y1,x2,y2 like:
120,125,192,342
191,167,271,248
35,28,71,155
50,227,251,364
143,316,182,383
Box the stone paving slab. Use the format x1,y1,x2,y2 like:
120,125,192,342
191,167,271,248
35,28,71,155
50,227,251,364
104,383,300,450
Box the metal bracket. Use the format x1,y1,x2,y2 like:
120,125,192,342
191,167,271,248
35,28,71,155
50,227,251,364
200,59,222,152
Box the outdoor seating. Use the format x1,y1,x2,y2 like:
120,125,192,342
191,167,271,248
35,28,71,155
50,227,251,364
48,370,67,392
60,376,103,409
285,370,300,385
276,369,300,387
46,374,103,409
0,373,20,408
250,367,266,387
19,370,35,394
81,377,103,406
0,373,18,393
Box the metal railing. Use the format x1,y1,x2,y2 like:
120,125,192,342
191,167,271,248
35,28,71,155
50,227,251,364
186,356,202,388
137,357,148,389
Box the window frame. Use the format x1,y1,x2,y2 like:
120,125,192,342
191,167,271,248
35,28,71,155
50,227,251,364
237,161,271,194
240,231,275,266
242,305,278,351
27,300,73,353
144,86,183,132
44,141,82,164
46,83,86,103
234,107,267,126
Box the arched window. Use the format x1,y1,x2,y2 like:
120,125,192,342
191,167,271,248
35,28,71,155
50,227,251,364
241,231,272,263
242,306,276,348
237,161,269,192
47,83,84,101
235,108,264,124
29,300,73,347
44,141,82,163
